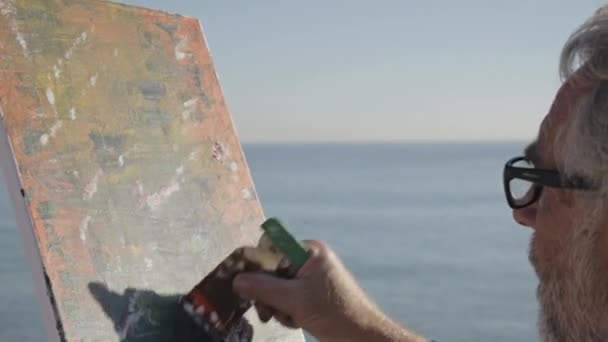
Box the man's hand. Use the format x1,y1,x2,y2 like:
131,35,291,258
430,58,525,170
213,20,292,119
232,240,425,342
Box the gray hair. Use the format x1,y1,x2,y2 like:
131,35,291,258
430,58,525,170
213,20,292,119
558,5,608,199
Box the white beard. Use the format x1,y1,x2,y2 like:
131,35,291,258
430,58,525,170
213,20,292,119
534,212,608,342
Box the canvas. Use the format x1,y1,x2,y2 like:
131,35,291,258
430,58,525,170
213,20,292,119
0,0,303,341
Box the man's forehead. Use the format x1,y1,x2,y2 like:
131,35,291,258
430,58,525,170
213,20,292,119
532,71,597,166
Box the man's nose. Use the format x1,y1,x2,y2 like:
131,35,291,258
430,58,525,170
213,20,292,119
513,206,536,229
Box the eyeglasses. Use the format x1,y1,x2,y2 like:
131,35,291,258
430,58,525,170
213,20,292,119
503,156,596,209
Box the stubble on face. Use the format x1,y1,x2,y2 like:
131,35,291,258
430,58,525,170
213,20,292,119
533,203,608,342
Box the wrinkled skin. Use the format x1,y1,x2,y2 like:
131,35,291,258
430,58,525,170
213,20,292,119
513,74,608,341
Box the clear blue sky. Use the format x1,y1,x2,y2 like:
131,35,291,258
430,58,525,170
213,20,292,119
122,1,603,143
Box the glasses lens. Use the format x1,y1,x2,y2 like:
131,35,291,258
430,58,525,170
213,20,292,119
510,178,535,205
509,158,536,207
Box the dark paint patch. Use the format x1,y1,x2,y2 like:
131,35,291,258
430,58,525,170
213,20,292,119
191,111,206,123
139,81,166,100
89,133,124,151
156,22,178,36
23,129,44,155
94,153,123,171
211,142,225,162
38,201,54,220
144,56,171,73
15,6,56,23
202,94,215,108
139,109,171,126
63,170,79,183
142,31,162,50
198,178,214,194
193,67,202,89
89,133,125,170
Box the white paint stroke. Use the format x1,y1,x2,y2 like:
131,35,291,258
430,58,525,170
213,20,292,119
64,30,88,60
184,98,197,108
79,215,92,241
241,188,253,200
181,97,198,120
55,30,89,78
39,121,63,147
175,50,188,60
49,120,62,138
146,180,180,211
53,64,61,79
229,161,238,173
175,38,190,60
14,30,27,55
69,108,76,120
188,151,198,161
39,134,49,146
83,171,101,200
144,165,187,211
144,258,153,269
89,73,98,87
0,3,29,57
45,88,55,105
118,155,125,167
113,48,119,57
137,180,144,197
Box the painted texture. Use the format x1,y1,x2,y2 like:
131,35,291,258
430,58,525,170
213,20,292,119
0,1,302,340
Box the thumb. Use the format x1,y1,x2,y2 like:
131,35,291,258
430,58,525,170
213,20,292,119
233,272,296,313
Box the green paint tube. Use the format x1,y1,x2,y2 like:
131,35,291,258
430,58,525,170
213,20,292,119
260,217,309,269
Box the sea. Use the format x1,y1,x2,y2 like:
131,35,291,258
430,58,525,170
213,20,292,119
0,143,538,342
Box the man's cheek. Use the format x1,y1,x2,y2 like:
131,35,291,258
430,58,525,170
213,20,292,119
537,189,555,213
539,190,577,231
556,188,576,207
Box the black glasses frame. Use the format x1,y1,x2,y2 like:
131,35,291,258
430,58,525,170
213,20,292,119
503,156,596,209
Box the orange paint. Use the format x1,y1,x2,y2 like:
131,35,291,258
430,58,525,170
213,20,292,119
0,1,274,340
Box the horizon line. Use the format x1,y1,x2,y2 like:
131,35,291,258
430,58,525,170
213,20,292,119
240,139,529,145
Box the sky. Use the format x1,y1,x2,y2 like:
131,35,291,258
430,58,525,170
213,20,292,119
121,1,604,143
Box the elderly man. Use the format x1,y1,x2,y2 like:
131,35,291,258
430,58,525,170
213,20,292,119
233,7,608,342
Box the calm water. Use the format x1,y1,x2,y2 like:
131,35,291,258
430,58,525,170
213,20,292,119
0,143,538,342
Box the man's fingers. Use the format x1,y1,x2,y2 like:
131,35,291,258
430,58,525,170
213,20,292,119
301,240,325,255
233,272,296,313
254,302,275,323
274,312,299,329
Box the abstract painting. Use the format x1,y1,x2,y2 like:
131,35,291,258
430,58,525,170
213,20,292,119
0,0,303,340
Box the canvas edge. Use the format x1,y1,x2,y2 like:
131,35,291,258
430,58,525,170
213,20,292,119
0,108,62,342
194,18,306,342
194,18,268,221
104,0,191,19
